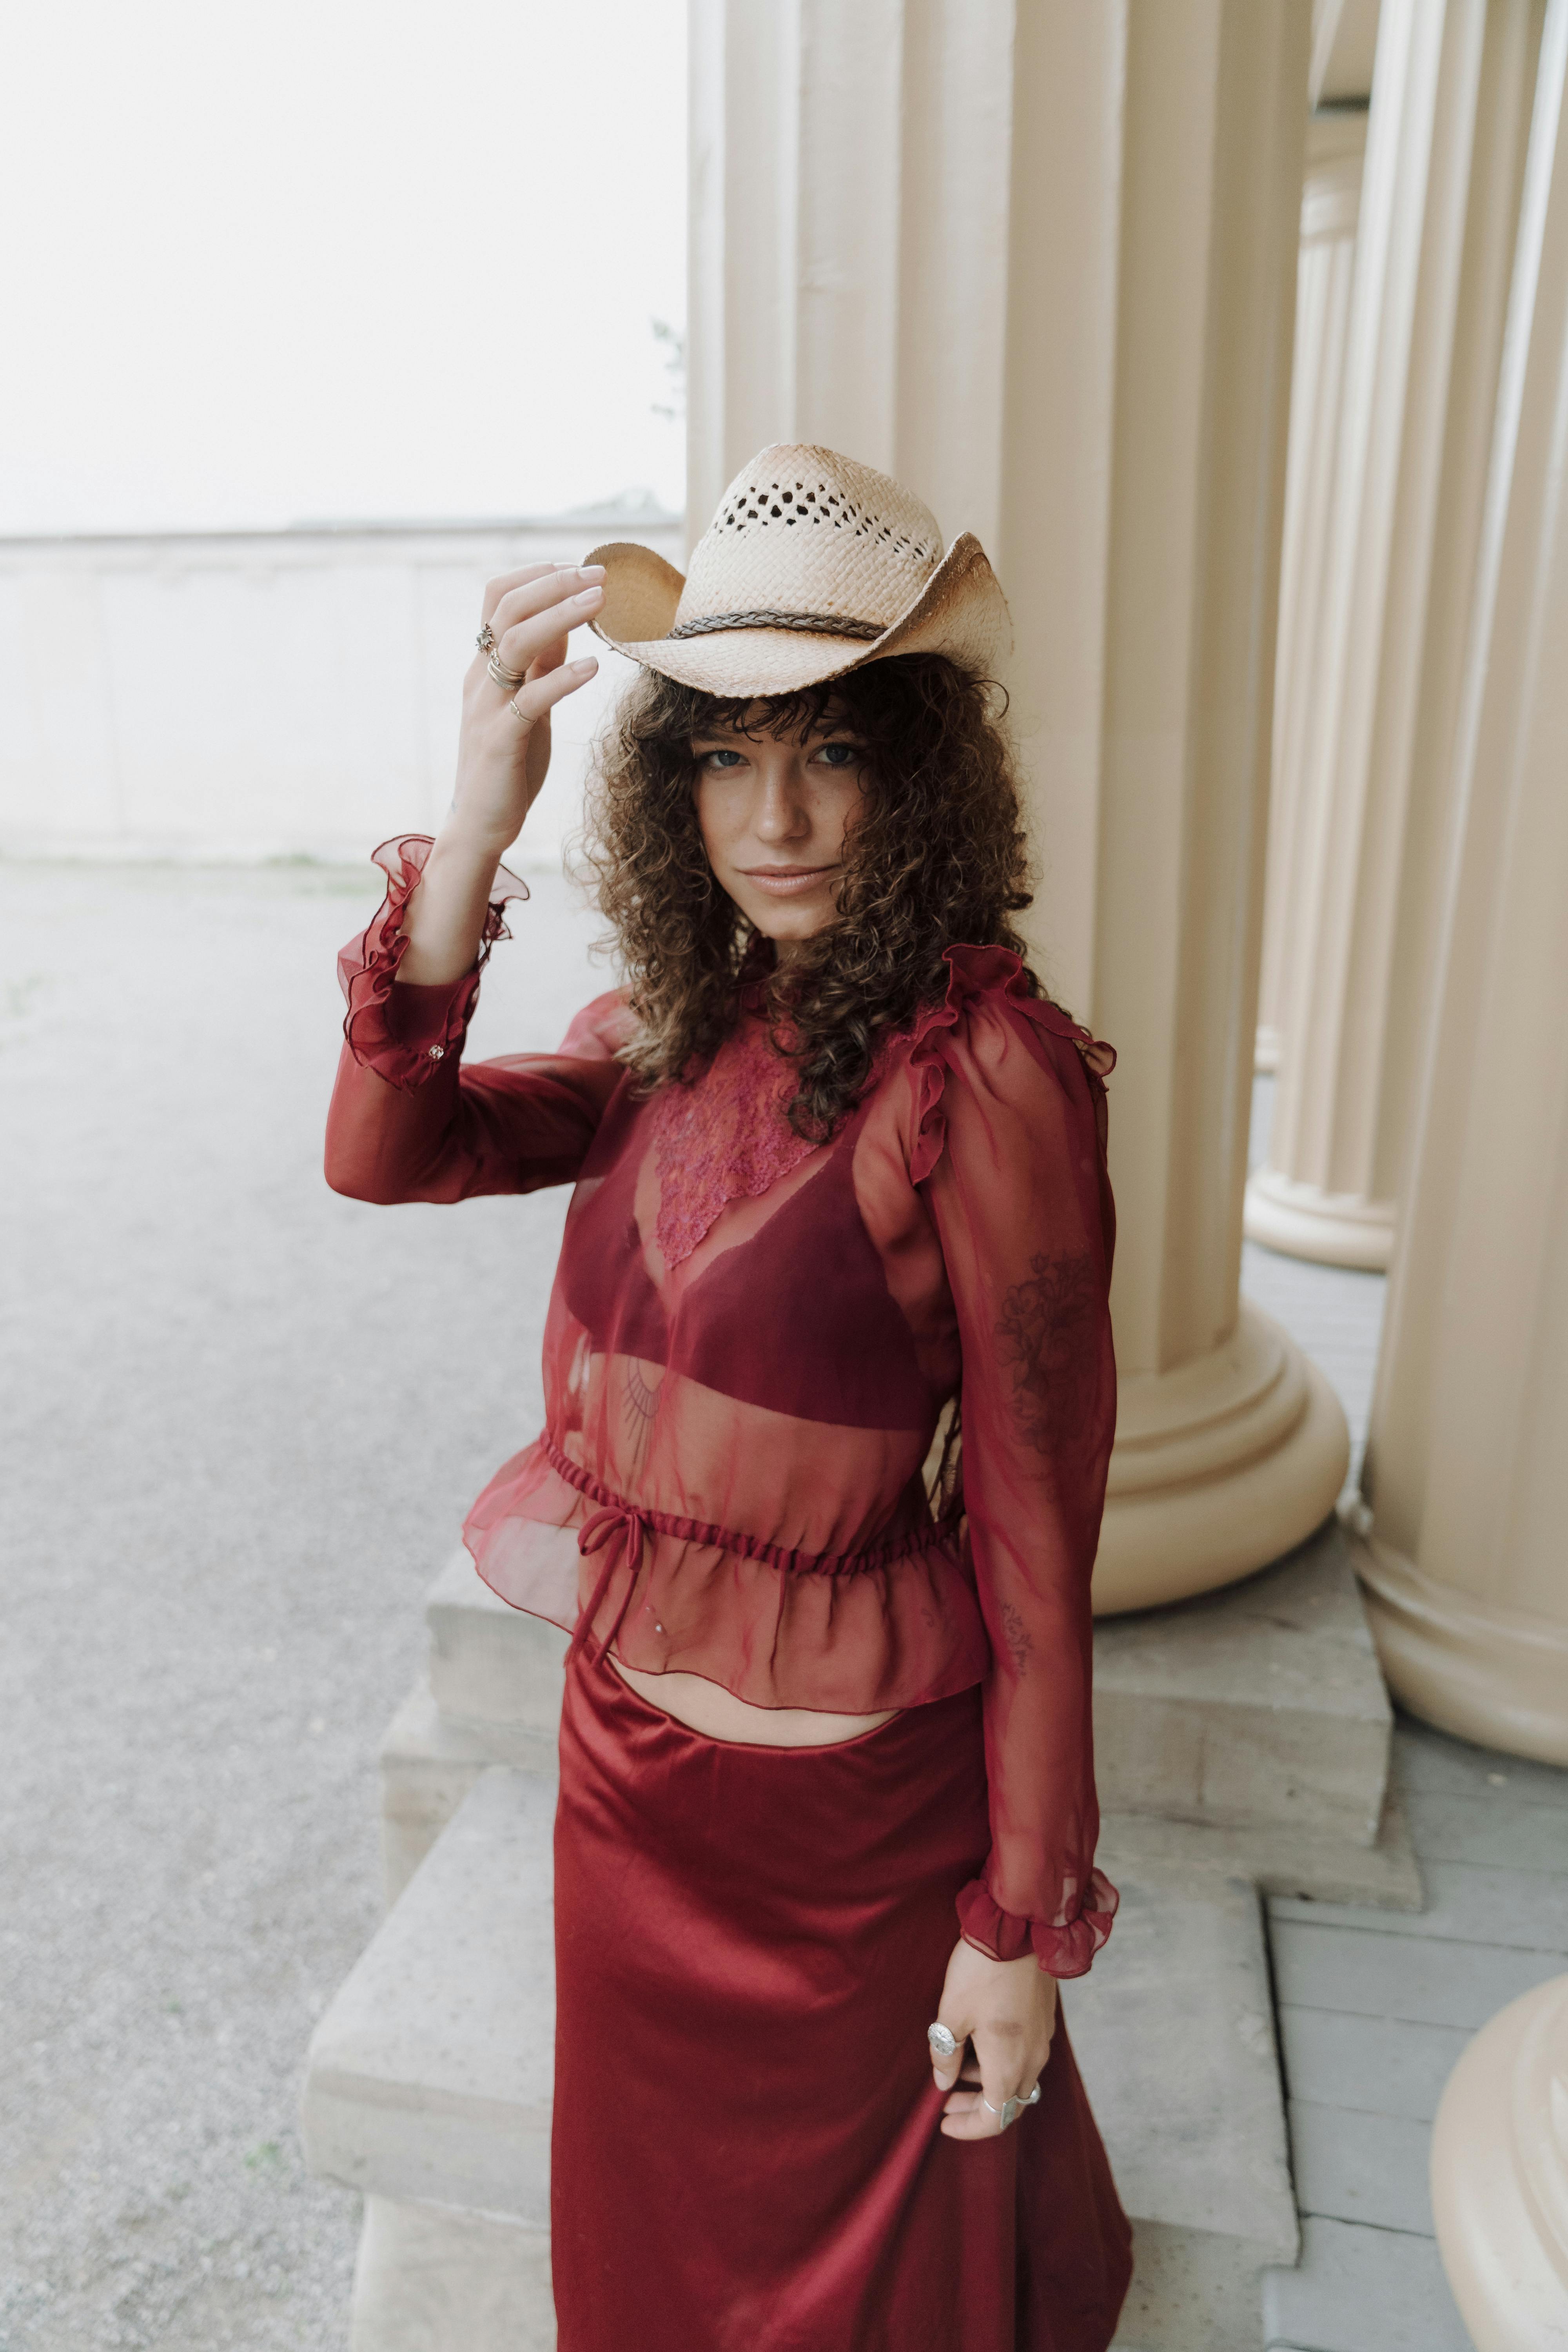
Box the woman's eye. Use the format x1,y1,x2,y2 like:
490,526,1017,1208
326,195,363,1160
815,742,862,768
701,748,745,770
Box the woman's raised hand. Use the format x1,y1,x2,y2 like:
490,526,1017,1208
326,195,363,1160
930,1936,1059,2141
390,566,603,989
450,563,604,855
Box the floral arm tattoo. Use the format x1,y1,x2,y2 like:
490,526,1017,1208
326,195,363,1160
994,1251,1101,1460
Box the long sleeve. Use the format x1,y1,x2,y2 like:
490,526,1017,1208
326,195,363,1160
912,948,1119,1977
324,835,630,1205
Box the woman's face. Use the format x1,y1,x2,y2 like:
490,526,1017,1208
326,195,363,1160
692,709,867,944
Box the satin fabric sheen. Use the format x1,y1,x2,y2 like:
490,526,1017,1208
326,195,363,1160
552,1653,1132,2352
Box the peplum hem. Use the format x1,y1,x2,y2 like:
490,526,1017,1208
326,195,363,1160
461,1436,994,1717
956,1868,1120,1980
337,833,529,1091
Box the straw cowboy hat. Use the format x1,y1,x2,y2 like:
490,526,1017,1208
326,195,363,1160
584,444,1012,698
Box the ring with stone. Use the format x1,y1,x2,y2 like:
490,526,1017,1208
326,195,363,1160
926,2022,959,2062
476,621,497,654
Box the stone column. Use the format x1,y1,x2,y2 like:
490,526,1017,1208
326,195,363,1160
1430,1974,1568,2346
1257,110,1368,1076
687,0,1351,1613
1245,0,1546,1269
1350,0,1568,1763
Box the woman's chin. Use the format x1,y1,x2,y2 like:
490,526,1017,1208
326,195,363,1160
728,886,841,942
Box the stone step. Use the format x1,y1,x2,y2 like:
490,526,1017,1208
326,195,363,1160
305,1767,1301,2352
1092,1519,1391,1845
377,1678,551,1907
426,1551,569,1740
302,1769,557,2227
1074,1871,1300,2350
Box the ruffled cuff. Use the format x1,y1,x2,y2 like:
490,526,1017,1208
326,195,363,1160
956,1867,1119,1980
337,834,528,1091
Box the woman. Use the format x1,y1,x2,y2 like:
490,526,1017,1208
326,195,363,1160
326,446,1132,2351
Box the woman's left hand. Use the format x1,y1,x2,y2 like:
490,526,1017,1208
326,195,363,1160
930,1935,1058,2140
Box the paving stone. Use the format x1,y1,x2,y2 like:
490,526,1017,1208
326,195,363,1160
1270,1857,1568,1951
1403,1786,1568,1874
1287,2098,1434,2235
1263,2214,1472,2352
1276,2004,1471,2125
1272,1918,1567,2030
1394,1711,1568,1808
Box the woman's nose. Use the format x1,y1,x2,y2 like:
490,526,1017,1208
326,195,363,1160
754,780,810,842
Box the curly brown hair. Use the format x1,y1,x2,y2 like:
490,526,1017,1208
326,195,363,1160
579,652,1040,1138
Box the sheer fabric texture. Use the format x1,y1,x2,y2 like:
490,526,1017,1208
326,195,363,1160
326,837,1121,1975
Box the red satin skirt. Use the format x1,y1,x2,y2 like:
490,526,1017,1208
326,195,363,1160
551,1651,1132,2352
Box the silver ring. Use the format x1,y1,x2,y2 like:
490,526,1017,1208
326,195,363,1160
476,621,497,655
982,2083,1040,2132
507,695,530,724
488,648,527,692
927,2023,959,2062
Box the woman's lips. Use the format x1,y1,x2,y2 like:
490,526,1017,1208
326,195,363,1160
738,865,837,897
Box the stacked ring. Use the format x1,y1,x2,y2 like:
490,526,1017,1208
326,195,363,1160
488,648,528,692
983,2083,1043,2132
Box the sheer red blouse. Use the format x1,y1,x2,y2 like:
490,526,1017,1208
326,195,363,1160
325,838,1121,1977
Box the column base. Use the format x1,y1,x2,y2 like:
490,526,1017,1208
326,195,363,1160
1347,1526,1568,1766
1093,1301,1350,1615
1243,1166,1396,1270
1430,1973,1568,2352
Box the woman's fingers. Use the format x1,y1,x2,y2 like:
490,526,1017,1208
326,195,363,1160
940,2021,1045,2142
503,654,599,736
492,575,604,684
929,2014,969,2092
479,563,563,628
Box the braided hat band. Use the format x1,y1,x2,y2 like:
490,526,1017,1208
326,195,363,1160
667,608,883,643
587,444,1012,697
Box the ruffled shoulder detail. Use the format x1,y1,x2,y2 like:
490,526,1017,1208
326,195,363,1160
337,834,529,1092
904,945,1116,1185
956,1866,1120,1980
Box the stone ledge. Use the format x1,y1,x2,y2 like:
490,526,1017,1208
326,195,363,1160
426,1550,568,1738
379,1678,557,1907
1072,1871,1299,2264
302,1768,556,2224
1098,1763,1423,1915
1093,1518,1391,1843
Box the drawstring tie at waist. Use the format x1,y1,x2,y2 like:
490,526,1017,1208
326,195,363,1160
571,1501,651,1664
542,1431,962,1665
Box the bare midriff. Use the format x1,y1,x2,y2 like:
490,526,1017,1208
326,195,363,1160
611,1657,899,1748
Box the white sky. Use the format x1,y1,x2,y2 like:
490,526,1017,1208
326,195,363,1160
0,0,686,536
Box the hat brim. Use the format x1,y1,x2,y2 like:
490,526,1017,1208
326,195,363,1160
584,532,1012,697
